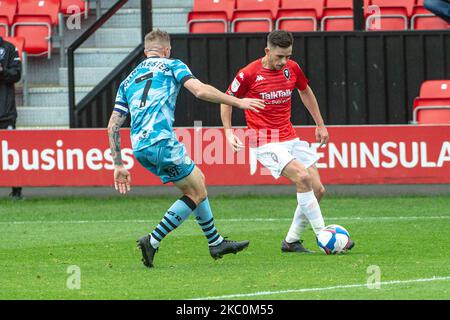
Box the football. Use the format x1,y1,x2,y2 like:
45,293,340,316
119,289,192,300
317,224,352,255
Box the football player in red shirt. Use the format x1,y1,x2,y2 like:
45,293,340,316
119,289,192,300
221,30,354,254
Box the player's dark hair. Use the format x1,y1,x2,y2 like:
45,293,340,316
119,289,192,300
267,30,294,49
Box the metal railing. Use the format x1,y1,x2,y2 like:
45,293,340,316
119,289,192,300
68,0,153,127
74,45,144,127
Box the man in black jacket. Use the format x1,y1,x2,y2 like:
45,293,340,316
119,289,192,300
0,36,23,200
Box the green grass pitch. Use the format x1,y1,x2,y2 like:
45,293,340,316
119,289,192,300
1,194,449,300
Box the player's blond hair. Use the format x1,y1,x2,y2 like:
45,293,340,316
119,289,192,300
144,29,171,51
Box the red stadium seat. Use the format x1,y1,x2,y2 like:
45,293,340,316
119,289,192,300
323,0,359,31
235,0,279,17
192,0,235,19
326,0,353,9
412,80,450,124
326,0,372,19
281,0,324,17
12,15,52,57
415,108,450,124
0,0,17,24
419,80,450,99
12,0,61,58
321,8,354,31
17,0,61,25
370,0,415,16
231,10,273,32
188,11,228,33
0,16,9,36
3,36,25,59
231,0,279,32
411,6,450,30
276,9,318,31
275,0,324,31
60,0,88,18
366,0,414,31
413,98,450,124
188,0,236,33
366,7,408,31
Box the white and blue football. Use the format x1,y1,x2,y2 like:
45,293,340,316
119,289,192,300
317,224,352,255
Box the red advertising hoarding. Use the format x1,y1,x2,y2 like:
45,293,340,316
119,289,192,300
0,125,449,186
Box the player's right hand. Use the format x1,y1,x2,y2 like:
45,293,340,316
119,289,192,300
114,166,131,194
237,98,265,113
225,129,244,152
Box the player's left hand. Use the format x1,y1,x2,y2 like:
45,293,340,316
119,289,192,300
238,98,265,112
114,166,131,194
316,125,329,148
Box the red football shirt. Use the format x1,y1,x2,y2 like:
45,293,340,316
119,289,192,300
226,58,309,146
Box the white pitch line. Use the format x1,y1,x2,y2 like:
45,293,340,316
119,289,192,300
190,276,450,300
0,216,449,225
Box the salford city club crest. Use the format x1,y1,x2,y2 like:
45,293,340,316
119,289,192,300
283,68,290,80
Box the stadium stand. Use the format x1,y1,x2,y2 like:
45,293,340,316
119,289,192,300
188,10,228,32
231,0,279,33
185,0,448,33
411,3,450,30
0,0,17,24
275,0,324,32
370,0,416,16
413,80,450,124
366,0,412,31
320,0,354,31
187,0,235,33
12,15,54,58
60,0,88,18
321,8,354,31
0,0,16,36
11,0,62,58
187,1,231,33
419,80,450,99
4,0,447,128
12,0,191,127
326,0,354,8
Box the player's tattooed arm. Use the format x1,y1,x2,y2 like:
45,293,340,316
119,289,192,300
107,111,128,166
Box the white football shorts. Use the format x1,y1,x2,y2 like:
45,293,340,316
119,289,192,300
251,138,320,179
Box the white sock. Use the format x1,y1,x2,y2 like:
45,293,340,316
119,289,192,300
297,191,325,236
209,236,224,247
150,234,160,249
285,205,309,243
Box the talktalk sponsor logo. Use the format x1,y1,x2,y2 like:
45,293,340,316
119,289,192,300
259,89,292,100
314,141,450,169
1,140,134,171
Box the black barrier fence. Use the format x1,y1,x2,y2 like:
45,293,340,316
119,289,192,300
68,0,153,128
72,31,450,128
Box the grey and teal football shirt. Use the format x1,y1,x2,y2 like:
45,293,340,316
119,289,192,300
113,57,195,151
